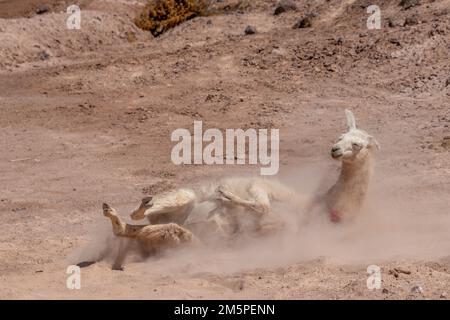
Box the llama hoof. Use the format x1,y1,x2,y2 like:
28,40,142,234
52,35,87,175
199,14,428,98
140,196,153,208
76,261,96,268
130,197,154,220
217,187,234,202
112,265,124,271
102,203,117,217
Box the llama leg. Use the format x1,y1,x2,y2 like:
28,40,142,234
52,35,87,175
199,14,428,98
111,238,131,271
130,197,153,220
218,186,270,216
103,203,126,236
132,203,176,222
130,191,195,224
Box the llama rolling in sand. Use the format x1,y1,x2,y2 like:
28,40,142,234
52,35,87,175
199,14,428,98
98,109,378,269
100,177,298,269
102,203,197,270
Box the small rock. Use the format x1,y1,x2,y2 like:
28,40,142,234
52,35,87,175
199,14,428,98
445,78,450,87
274,0,297,15
36,4,50,15
441,137,450,149
334,37,344,45
382,288,389,294
411,285,423,294
272,48,283,56
324,63,337,72
441,292,447,298
293,16,313,29
389,269,399,278
389,38,401,46
38,51,50,61
388,18,396,28
394,267,411,275
404,16,419,26
244,25,257,35
400,0,421,10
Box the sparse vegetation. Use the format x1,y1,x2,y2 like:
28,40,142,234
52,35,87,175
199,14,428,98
135,0,212,36
135,0,257,36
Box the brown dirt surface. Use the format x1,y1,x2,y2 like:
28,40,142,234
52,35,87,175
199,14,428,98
0,0,449,299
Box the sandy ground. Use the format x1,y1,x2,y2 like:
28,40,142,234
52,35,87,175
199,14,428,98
0,0,449,299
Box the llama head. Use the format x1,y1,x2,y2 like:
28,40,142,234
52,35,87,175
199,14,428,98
330,109,379,163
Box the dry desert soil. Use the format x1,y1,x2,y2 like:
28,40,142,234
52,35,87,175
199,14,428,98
0,0,449,299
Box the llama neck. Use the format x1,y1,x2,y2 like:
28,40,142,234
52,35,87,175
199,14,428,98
327,153,373,216
340,154,372,184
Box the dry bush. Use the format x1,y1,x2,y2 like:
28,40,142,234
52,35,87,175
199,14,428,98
135,0,212,36
134,0,260,36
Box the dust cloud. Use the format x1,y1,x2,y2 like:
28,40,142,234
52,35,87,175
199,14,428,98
71,163,450,275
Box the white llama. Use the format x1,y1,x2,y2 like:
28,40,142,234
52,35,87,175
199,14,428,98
305,109,380,223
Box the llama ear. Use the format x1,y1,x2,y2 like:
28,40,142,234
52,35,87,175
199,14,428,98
368,136,380,150
345,109,357,130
